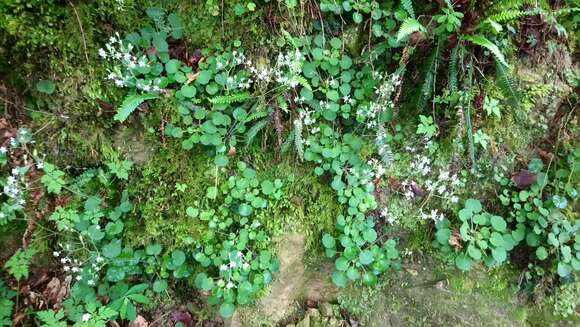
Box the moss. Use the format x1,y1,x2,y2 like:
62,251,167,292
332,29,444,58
123,143,213,249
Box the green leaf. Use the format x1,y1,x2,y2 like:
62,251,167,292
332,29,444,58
171,250,186,266
335,257,348,271
535,246,548,260
153,279,168,293
238,204,253,217
219,302,235,318
181,85,197,98
359,250,374,265
146,244,162,256
455,253,472,271
36,80,56,94
463,34,509,68
397,18,426,42
490,216,507,232
346,267,360,280
114,94,158,122
492,247,507,263
261,180,274,195
331,271,348,287
363,229,378,243
322,234,336,248
464,199,482,214
362,272,378,286
102,239,122,258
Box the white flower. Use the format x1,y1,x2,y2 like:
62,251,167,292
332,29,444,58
229,261,237,269
96,256,104,263
98,48,107,58
242,262,250,270
72,267,80,273
63,266,70,272
52,251,60,257
87,279,95,286
36,161,44,169
0,147,6,154
82,313,91,322
450,195,459,203
226,281,234,289
76,275,82,281
220,264,228,271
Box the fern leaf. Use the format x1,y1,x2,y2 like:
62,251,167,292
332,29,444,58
463,35,509,68
277,96,289,113
448,46,460,93
209,92,250,105
495,60,521,112
485,9,537,24
396,18,425,42
245,117,269,147
114,93,157,122
401,0,415,19
417,43,441,112
297,76,312,90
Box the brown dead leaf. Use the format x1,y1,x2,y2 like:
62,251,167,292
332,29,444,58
96,99,115,112
227,146,236,157
168,310,194,327
128,315,149,327
186,72,199,84
511,169,537,189
449,229,462,250
42,276,71,309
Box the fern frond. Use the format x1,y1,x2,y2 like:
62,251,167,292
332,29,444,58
297,76,312,90
417,43,441,112
401,0,415,19
485,9,537,24
396,18,425,42
448,46,460,93
495,60,521,112
209,92,250,104
244,108,270,123
277,96,289,113
463,34,509,68
245,117,269,147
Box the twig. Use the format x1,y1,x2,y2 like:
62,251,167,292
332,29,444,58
68,1,90,64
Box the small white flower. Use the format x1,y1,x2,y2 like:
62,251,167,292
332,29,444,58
96,256,104,263
76,275,82,281
72,267,80,273
242,262,250,270
82,313,91,322
220,264,228,271
226,281,234,289
63,266,70,272
36,161,44,169
87,279,95,286
229,261,237,269
0,147,6,154
98,48,107,58
52,251,60,257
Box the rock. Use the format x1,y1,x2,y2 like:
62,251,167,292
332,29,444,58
319,302,334,317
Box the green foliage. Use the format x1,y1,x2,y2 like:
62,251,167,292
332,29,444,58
41,163,66,194
4,247,38,281
0,279,15,327
498,150,579,280
435,199,516,271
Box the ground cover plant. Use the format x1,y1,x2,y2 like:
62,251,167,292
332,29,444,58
0,0,579,326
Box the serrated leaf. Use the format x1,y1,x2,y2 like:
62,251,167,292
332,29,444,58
114,94,158,122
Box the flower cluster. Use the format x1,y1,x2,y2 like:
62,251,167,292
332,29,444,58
247,49,305,88
99,33,162,93
53,246,106,286
356,73,400,128
217,250,251,290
